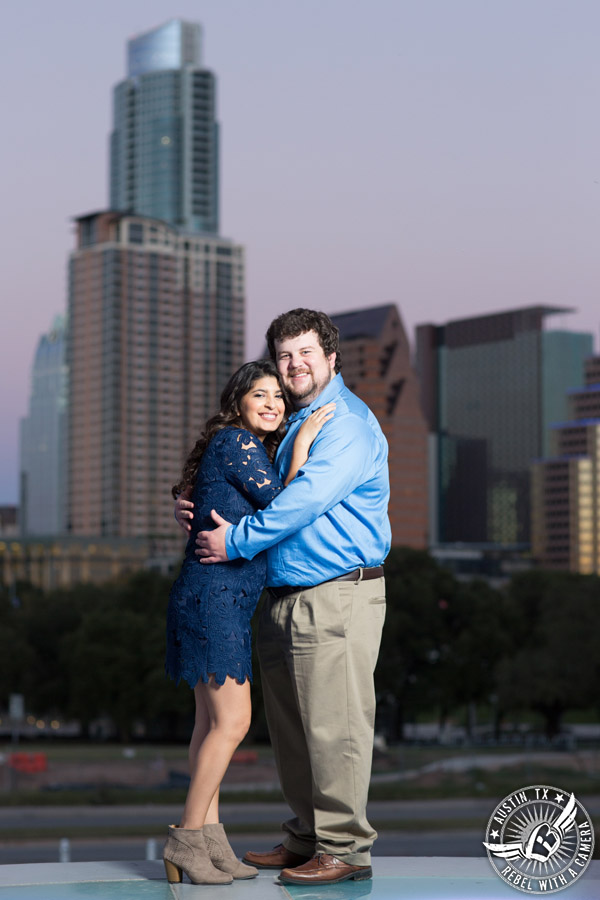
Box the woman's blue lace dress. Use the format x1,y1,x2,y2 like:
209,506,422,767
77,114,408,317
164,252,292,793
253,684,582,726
166,428,283,688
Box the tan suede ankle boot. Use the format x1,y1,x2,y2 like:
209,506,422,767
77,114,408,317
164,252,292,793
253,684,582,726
203,823,259,879
163,824,233,884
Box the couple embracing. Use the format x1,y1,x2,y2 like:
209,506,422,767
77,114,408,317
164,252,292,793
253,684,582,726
164,308,390,886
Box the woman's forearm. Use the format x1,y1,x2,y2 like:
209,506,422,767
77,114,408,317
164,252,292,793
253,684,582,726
284,437,311,485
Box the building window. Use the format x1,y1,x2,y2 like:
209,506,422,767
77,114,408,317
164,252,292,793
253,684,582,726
129,223,144,244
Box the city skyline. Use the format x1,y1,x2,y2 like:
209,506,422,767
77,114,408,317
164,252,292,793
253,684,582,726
3,0,600,502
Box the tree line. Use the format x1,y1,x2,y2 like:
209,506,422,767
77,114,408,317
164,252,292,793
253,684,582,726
1,550,599,742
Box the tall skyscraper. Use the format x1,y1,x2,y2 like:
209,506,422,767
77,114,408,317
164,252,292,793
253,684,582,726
416,306,593,547
532,356,600,573
331,305,428,548
65,20,245,559
66,212,244,548
110,20,219,234
19,316,68,535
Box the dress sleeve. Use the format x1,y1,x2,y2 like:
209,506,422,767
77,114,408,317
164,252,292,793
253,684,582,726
221,429,283,509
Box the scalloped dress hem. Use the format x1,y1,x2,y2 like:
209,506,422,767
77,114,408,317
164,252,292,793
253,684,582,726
165,666,252,690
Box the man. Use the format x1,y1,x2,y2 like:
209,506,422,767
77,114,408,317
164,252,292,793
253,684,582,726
176,308,390,885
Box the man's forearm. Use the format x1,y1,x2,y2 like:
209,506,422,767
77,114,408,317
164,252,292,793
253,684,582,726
227,455,368,559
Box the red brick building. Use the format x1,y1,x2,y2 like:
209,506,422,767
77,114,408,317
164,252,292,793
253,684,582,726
331,305,428,548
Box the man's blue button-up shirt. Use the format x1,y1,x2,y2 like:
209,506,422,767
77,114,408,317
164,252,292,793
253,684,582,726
225,373,391,587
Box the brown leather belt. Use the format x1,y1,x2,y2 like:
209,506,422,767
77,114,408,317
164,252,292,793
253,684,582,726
268,566,384,599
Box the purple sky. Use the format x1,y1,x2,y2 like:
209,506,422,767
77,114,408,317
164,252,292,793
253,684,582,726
3,0,600,503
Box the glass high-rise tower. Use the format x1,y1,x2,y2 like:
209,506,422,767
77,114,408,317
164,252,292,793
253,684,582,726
65,19,244,556
19,316,68,536
110,20,219,233
416,307,593,547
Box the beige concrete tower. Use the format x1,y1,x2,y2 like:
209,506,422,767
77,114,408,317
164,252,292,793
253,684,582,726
66,211,244,557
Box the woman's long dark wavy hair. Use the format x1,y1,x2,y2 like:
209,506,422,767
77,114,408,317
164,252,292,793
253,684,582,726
172,359,289,498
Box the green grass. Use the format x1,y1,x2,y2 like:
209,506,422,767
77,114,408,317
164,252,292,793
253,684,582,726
0,788,189,807
368,767,600,801
373,744,600,775
1,743,191,764
0,787,289,806
4,772,599,808
2,742,599,807
5,740,598,768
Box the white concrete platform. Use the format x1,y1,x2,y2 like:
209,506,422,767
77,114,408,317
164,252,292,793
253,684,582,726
0,858,598,900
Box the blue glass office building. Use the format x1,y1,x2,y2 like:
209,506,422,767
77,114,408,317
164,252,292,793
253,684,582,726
110,20,219,234
19,316,68,536
416,307,594,546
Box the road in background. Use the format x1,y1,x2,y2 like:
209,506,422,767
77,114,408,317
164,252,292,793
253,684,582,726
2,796,599,830
1,796,599,864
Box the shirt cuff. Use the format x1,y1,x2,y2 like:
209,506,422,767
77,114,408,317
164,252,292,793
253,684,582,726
225,525,241,560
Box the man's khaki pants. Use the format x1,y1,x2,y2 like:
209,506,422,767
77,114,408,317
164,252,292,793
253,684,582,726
257,574,386,866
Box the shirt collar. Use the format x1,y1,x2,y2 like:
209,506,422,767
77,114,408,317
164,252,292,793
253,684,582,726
288,373,344,423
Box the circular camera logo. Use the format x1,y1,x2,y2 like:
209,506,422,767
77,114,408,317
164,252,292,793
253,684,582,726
483,785,594,894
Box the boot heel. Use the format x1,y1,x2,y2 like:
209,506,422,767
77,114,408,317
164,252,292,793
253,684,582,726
164,859,183,883
163,824,232,884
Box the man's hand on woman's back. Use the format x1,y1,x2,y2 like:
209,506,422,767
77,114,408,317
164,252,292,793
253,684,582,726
175,488,194,532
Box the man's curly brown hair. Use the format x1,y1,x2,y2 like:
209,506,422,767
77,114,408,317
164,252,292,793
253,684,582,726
266,308,342,373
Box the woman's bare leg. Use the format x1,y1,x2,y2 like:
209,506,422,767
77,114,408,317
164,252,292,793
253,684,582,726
186,686,219,825
180,676,251,830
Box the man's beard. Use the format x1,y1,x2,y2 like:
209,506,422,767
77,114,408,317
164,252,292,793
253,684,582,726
286,368,333,404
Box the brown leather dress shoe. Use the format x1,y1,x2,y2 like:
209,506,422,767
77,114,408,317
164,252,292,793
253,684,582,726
242,842,312,869
279,853,372,884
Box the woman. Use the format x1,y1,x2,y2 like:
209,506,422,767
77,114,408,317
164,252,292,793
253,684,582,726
163,359,333,885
